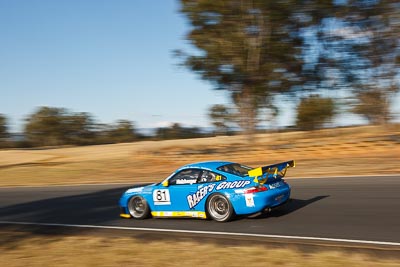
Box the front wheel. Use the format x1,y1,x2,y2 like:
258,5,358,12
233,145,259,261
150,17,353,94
206,193,234,222
128,195,150,219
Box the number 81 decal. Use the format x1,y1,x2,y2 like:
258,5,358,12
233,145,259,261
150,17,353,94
153,189,171,205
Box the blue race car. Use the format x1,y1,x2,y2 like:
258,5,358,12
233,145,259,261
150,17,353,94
119,160,295,222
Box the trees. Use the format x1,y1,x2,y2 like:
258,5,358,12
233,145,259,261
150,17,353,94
296,96,335,131
303,1,399,124
345,0,400,124
155,123,203,140
64,112,96,145
208,104,234,135
24,107,98,146
352,90,391,125
0,114,9,148
177,0,303,134
107,120,137,143
0,114,8,139
178,0,399,131
24,107,138,146
24,107,68,146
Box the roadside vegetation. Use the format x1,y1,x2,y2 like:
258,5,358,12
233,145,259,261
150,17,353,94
0,125,398,187
1,231,399,267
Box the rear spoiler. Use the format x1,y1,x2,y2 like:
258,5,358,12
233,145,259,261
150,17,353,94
248,160,295,183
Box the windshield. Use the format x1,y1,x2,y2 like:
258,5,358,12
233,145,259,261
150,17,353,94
217,163,252,177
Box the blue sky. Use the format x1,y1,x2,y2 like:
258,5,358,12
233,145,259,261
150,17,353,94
0,1,398,133
0,0,229,132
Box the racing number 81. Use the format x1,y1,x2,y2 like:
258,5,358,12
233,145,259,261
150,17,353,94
153,189,170,203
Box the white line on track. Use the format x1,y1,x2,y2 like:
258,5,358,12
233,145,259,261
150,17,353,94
1,221,400,247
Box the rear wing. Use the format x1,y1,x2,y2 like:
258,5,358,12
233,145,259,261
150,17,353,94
248,160,295,183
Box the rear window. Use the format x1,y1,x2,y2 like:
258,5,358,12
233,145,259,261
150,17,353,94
217,163,251,177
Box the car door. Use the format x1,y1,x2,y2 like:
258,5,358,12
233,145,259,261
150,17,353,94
151,168,201,212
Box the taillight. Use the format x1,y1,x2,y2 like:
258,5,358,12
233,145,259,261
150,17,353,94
244,185,268,194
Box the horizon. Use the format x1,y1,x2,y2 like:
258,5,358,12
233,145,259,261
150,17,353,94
1,1,399,133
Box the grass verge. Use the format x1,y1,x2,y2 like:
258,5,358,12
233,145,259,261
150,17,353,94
1,231,400,267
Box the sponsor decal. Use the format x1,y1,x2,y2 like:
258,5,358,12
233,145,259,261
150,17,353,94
215,180,251,190
176,178,196,185
187,184,215,209
269,181,282,189
244,193,255,207
187,180,252,209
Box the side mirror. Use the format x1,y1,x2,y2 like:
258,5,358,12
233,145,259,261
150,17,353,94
162,180,169,187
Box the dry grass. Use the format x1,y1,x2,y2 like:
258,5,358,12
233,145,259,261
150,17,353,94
1,232,399,267
0,125,399,187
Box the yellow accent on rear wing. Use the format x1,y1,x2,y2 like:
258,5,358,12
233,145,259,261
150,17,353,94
248,167,263,177
248,160,295,183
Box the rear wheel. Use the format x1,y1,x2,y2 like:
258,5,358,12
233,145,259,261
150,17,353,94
206,193,234,222
128,195,150,219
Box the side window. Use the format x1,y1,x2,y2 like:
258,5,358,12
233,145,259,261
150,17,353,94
168,169,201,185
198,170,226,183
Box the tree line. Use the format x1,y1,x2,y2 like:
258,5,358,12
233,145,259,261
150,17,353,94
0,107,207,148
208,94,335,134
0,95,365,149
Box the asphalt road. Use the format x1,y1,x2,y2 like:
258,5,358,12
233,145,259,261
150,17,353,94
1,176,399,244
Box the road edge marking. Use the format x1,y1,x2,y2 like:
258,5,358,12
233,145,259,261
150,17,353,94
1,220,399,247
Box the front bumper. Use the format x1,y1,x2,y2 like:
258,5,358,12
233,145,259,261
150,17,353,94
119,207,131,218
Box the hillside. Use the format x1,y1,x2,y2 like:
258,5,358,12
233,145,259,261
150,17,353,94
0,125,399,186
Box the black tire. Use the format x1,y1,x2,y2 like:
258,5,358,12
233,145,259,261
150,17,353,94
127,195,151,219
206,193,234,222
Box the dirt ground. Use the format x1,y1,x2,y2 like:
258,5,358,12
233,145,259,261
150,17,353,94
0,125,399,187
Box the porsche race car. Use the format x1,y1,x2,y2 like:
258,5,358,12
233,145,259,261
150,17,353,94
119,160,295,222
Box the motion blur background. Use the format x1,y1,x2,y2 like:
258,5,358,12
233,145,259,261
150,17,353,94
0,0,399,186
0,0,399,148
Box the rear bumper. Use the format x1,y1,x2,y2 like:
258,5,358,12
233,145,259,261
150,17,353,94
234,184,291,215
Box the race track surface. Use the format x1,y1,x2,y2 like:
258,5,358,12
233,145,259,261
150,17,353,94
1,176,399,244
